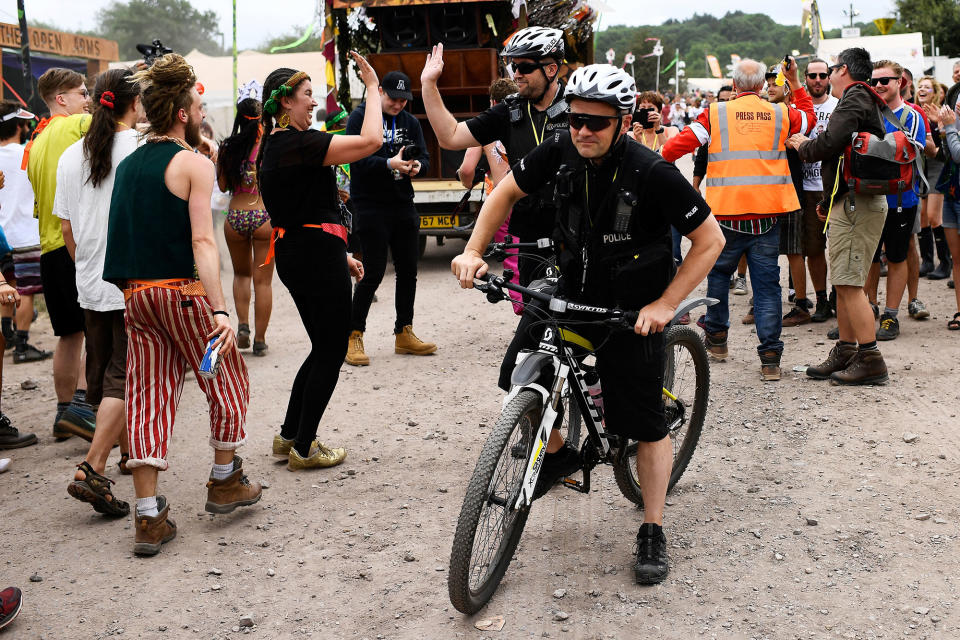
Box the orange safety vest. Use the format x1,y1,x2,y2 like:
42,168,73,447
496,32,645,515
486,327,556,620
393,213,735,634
704,94,800,217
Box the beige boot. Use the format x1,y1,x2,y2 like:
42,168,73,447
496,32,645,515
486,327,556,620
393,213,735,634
394,325,437,355
345,330,370,366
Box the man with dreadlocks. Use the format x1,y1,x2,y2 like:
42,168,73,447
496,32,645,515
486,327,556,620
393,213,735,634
103,54,261,556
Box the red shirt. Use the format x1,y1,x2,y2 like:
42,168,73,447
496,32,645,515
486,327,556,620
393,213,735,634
662,88,816,162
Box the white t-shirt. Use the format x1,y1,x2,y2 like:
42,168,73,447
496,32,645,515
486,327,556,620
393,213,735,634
802,95,839,192
0,143,41,249
53,128,141,312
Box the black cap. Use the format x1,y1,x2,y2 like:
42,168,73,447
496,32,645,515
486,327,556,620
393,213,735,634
381,71,413,101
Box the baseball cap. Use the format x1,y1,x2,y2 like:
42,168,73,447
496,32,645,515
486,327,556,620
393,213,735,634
381,71,413,101
0,107,36,122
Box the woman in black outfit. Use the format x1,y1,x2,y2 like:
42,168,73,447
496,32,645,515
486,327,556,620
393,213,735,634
258,52,383,470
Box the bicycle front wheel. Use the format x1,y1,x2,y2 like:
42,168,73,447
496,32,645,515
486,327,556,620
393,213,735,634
448,390,542,614
613,324,710,506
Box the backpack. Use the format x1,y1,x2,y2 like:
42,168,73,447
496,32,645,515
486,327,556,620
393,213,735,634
843,84,928,212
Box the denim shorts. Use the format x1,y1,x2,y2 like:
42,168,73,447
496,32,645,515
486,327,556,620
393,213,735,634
943,198,960,229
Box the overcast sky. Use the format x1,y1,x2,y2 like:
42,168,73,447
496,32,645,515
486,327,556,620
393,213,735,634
3,0,899,51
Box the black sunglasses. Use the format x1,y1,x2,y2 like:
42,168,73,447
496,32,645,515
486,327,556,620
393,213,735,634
568,112,619,132
827,63,844,74
870,76,900,86
806,72,829,80
512,61,547,75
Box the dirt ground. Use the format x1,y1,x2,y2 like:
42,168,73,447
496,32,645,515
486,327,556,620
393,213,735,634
3,158,960,640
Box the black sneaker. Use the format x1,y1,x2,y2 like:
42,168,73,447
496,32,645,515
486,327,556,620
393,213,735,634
811,298,832,322
633,523,669,585
0,413,37,450
12,343,52,364
532,443,581,499
876,313,900,341
827,326,839,340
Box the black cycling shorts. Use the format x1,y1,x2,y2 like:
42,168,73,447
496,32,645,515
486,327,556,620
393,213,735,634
872,204,916,264
499,301,668,443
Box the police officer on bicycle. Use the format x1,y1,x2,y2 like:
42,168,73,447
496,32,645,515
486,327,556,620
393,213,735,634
451,65,725,584
421,26,569,286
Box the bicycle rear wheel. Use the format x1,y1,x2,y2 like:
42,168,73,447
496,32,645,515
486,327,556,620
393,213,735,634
613,324,710,506
448,390,541,614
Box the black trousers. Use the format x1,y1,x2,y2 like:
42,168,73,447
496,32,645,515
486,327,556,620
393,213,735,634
274,229,351,456
351,203,420,334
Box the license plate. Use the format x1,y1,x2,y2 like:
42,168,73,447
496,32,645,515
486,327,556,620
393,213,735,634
420,215,458,229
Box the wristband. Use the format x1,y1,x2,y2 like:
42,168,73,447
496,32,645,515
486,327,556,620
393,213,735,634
212,310,230,317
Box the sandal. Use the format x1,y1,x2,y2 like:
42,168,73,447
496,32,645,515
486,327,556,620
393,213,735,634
252,341,268,357
237,323,251,350
117,452,132,475
949,312,960,331
67,461,130,517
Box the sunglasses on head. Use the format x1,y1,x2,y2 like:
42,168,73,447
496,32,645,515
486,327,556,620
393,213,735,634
807,72,829,80
511,61,547,75
870,76,900,86
568,112,619,132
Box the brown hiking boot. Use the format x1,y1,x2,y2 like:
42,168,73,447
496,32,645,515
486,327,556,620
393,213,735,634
782,306,812,327
205,455,262,514
759,350,781,381
395,325,437,355
806,342,857,380
741,306,754,325
345,330,370,366
830,349,889,386
703,330,728,361
133,496,177,556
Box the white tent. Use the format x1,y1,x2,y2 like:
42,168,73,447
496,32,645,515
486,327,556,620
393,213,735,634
817,33,926,82
113,49,333,138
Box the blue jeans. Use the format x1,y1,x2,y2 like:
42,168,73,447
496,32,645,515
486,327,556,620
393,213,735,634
705,224,784,356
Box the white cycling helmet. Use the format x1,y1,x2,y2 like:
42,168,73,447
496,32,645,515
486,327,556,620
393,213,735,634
501,26,565,62
564,64,637,114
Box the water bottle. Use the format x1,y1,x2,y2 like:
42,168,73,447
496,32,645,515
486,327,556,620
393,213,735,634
584,370,604,418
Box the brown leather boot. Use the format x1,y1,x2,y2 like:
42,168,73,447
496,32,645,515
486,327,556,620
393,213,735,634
759,350,781,381
806,342,857,380
703,330,728,361
205,455,262,514
830,348,889,386
133,496,177,556
345,330,369,366
395,325,437,355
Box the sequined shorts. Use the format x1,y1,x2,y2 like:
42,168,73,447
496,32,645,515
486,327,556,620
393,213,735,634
226,208,270,237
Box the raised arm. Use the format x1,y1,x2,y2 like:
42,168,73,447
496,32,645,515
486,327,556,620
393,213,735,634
420,44,481,150
939,104,960,163
326,52,384,165
456,146,483,190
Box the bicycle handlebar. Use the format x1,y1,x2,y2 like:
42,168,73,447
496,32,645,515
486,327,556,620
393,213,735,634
475,272,638,330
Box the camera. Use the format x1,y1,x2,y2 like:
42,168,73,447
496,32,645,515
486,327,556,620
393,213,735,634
401,145,421,161
136,40,174,66
636,107,654,129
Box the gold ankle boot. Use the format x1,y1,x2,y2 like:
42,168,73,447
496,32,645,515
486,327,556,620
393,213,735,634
287,441,347,471
394,325,437,355
345,330,370,366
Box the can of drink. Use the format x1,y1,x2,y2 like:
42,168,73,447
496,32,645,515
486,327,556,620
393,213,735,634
198,337,222,379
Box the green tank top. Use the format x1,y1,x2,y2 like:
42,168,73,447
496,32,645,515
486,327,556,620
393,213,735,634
103,141,196,283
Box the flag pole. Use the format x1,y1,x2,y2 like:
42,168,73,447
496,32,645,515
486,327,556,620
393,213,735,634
232,0,238,118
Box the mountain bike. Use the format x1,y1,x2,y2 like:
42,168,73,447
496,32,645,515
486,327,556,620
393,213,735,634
447,267,714,614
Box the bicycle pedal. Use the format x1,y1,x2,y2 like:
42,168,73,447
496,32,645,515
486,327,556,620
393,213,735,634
561,477,588,493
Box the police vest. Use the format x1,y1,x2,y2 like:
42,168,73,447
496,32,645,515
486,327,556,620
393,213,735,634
704,94,801,217
551,137,675,310
502,89,569,239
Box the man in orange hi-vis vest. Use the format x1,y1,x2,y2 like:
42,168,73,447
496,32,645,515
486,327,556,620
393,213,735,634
664,57,814,381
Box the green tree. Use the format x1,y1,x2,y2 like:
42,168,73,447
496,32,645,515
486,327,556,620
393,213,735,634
896,0,960,56
96,0,224,59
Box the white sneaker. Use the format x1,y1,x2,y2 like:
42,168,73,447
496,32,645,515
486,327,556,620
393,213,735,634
733,275,748,295
0,458,10,473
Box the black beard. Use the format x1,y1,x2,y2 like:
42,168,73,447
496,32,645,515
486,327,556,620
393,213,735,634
809,85,828,99
184,116,202,147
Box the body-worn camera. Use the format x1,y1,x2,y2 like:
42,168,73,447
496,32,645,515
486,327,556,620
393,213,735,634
136,40,174,66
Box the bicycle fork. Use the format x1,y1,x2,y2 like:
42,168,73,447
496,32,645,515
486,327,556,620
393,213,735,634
513,363,570,510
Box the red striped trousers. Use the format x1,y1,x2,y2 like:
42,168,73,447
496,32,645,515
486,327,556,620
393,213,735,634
124,281,249,470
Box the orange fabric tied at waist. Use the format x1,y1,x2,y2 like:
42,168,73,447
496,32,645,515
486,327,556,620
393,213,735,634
260,223,348,267
123,278,207,302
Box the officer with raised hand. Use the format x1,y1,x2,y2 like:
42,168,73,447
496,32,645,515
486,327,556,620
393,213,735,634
421,27,570,287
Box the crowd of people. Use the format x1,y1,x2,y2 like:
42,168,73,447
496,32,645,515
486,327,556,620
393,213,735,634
1,21,960,627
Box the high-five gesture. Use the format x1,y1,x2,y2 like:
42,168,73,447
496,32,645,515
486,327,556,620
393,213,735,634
421,44,445,86
349,50,379,89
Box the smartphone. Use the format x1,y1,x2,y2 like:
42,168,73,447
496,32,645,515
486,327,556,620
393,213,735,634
637,107,654,129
